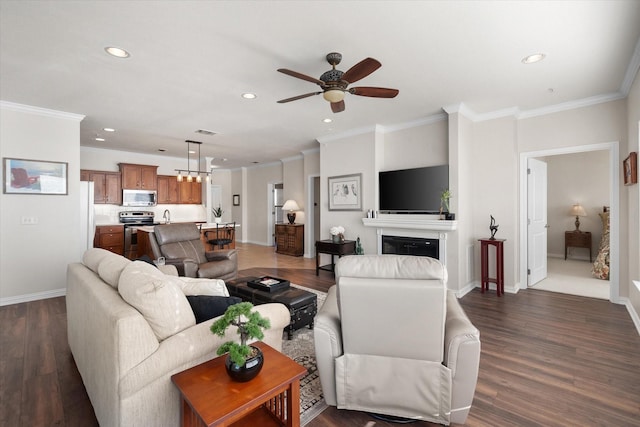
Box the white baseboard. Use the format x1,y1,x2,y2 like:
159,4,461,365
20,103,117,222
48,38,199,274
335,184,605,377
0,288,66,307
620,297,640,336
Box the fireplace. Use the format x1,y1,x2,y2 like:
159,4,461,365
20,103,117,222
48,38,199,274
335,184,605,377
382,235,439,259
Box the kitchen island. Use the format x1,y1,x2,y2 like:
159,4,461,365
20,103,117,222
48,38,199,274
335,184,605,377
136,222,240,259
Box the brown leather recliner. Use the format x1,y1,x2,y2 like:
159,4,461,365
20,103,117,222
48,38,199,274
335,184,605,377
149,223,238,281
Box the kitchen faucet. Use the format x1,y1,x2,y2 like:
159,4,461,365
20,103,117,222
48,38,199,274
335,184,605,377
162,209,171,224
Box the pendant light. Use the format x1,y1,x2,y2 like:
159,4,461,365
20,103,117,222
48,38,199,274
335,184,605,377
175,140,211,182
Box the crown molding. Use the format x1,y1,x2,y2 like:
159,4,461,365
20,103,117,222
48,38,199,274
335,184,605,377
316,124,377,144
281,154,303,163
0,100,85,121
379,113,447,133
621,36,640,96
518,92,626,120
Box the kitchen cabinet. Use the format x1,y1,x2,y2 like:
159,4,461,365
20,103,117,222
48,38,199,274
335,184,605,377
179,180,202,204
119,163,158,190
157,175,180,204
81,169,122,205
275,223,304,256
94,225,124,255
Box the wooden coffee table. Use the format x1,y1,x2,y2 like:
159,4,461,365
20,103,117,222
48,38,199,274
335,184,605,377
171,341,307,427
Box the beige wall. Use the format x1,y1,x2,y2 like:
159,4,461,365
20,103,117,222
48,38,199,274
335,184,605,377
0,103,83,303
245,162,282,245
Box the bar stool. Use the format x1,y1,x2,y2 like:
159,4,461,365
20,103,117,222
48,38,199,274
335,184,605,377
479,238,506,296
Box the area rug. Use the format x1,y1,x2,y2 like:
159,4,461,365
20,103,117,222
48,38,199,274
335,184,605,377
281,284,328,426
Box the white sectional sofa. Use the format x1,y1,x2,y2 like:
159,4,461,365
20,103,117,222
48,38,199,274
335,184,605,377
66,248,290,427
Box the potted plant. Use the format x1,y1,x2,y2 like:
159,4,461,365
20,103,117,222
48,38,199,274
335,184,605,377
440,189,452,220
212,205,223,223
210,302,271,382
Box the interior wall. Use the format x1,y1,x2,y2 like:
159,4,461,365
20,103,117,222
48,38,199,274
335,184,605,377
545,151,609,258
282,155,305,223
245,162,282,245
382,119,448,170
210,168,232,223
0,103,83,303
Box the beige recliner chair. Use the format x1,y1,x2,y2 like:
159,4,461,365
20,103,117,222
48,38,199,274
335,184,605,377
149,223,238,281
314,255,480,425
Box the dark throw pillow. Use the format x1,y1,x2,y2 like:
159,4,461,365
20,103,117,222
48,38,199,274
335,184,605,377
135,254,157,268
186,295,242,324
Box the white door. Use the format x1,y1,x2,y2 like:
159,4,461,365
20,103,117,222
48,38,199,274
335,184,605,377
527,158,548,286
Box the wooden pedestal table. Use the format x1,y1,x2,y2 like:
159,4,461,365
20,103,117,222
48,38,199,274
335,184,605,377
315,239,356,275
171,341,306,427
479,238,506,297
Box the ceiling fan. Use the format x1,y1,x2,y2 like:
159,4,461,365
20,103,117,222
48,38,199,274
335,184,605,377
277,52,399,113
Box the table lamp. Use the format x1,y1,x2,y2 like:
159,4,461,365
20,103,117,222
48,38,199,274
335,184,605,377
569,203,587,232
282,199,300,224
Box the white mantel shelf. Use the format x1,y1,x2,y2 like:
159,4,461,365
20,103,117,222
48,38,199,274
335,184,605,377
362,217,457,232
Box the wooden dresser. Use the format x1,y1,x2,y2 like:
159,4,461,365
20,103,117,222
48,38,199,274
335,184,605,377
275,223,304,256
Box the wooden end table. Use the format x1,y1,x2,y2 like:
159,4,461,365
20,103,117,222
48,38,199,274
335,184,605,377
479,238,506,297
171,341,307,427
565,231,592,262
315,239,356,275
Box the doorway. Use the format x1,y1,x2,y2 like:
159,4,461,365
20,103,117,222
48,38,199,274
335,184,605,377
519,142,620,303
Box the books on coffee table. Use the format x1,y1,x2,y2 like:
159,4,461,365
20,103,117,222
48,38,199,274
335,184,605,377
247,276,290,292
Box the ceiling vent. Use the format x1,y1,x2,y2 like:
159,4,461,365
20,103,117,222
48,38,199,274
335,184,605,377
195,129,216,136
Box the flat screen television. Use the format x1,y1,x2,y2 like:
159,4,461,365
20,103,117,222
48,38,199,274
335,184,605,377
379,165,449,213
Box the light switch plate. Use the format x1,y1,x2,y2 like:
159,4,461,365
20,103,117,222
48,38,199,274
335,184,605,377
21,216,38,225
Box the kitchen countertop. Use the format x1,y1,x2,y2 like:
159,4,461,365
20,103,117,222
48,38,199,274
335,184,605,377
136,223,241,233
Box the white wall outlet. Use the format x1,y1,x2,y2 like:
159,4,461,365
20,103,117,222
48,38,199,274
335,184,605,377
21,216,39,225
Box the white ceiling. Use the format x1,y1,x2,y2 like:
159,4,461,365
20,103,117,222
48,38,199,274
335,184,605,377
2,1,639,169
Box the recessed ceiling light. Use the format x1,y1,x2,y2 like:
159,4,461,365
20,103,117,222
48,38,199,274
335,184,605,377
323,118,332,123
104,46,130,58
103,127,115,132
95,137,105,142
242,93,257,99
522,53,546,64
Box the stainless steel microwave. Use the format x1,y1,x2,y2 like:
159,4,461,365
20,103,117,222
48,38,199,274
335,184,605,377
122,189,157,207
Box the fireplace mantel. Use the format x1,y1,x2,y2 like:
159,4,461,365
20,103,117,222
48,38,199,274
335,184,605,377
362,216,457,231
362,215,457,265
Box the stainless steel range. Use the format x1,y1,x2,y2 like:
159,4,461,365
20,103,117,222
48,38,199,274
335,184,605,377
119,211,158,259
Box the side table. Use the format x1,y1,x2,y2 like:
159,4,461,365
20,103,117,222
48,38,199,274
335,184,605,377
564,231,592,262
171,341,307,427
479,238,506,297
315,239,356,275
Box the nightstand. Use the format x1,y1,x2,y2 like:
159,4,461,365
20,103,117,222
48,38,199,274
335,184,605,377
564,231,592,262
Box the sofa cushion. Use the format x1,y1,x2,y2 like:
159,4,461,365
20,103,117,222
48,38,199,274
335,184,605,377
177,277,230,296
118,261,195,341
186,295,242,324
98,253,132,289
83,248,114,273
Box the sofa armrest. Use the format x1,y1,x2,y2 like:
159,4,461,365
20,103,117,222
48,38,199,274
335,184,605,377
158,264,178,276
205,249,237,262
313,285,342,406
444,291,481,423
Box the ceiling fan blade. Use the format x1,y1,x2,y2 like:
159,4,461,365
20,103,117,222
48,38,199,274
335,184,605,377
277,92,322,103
350,86,399,98
341,57,381,84
277,68,325,86
331,100,345,113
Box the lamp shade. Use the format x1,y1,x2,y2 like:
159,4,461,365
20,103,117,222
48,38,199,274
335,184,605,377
569,204,587,217
282,200,300,211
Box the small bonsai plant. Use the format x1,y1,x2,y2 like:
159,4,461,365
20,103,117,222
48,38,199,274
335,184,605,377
210,302,271,366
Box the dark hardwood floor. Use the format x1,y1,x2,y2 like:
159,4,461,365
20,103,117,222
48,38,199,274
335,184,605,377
1,243,639,426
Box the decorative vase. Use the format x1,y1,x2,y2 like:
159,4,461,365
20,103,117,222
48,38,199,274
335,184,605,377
224,345,264,382
332,234,342,243
214,217,222,223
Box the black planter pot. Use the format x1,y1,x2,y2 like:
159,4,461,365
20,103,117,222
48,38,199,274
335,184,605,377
224,345,264,382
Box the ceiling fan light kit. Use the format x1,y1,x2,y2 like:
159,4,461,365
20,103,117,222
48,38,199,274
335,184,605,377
277,52,398,112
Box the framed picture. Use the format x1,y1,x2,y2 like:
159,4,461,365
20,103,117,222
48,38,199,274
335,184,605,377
328,173,362,211
233,194,240,206
623,152,637,186
3,158,68,195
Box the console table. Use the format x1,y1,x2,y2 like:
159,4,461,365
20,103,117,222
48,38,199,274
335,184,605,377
479,238,505,297
315,239,356,275
565,231,592,262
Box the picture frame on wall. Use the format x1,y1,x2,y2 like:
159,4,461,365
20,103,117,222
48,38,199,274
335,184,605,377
3,157,68,195
328,173,362,211
623,152,637,186
233,194,240,206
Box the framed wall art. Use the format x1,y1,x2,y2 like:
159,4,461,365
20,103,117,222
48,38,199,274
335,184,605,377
233,194,240,206
328,173,362,211
623,152,637,186
3,158,68,195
